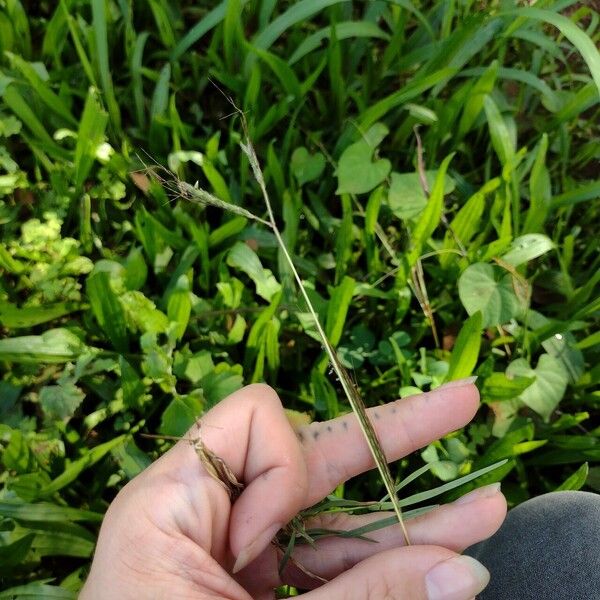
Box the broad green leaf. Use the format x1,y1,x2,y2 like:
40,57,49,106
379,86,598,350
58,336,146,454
201,363,243,408
174,350,215,385
441,178,500,268
0,302,79,328
0,113,21,137
167,275,192,341
0,502,102,523
421,445,459,481
408,153,455,264
457,61,498,138
325,276,355,346
506,354,569,421
159,392,203,437
458,263,522,327
120,291,169,335
556,463,588,491
291,147,325,186
112,440,152,480
484,95,515,167
74,87,109,192
227,242,281,302
40,435,127,497
39,383,84,423
336,123,391,195
2,430,34,473
500,234,553,266
150,63,171,120
388,170,455,221
0,583,76,599
22,521,95,558
0,329,89,364
123,246,148,291
311,368,338,418
446,312,483,381
524,134,551,232
120,357,147,409
0,533,35,568
86,271,129,352
481,372,535,402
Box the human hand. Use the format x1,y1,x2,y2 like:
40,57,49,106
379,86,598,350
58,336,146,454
80,382,506,599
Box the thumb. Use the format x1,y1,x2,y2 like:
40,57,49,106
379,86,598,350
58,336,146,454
196,384,309,573
301,546,490,600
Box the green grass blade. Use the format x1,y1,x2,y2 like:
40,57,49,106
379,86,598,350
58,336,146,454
408,153,455,265
40,435,127,497
0,584,77,599
171,1,247,62
483,95,515,168
382,459,509,509
360,68,456,128
131,31,150,129
74,87,109,191
0,501,103,523
91,0,121,131
60,1,96,86
251,0,347,53
445,312,483,381
551,181,600,209
86,271,129,353
503,7,600,97
5,53,77,126
288,21,389,65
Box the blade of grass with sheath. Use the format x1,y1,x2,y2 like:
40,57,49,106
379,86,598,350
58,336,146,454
153,106,411,548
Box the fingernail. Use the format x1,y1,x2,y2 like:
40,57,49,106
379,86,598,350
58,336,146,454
440,376,478,390
426,555,490,600
455,483,501,505
232,522,282,574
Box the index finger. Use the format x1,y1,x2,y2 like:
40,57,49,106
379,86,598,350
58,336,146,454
296,379,480,506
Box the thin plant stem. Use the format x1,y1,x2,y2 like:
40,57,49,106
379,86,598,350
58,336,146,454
238,113,411,546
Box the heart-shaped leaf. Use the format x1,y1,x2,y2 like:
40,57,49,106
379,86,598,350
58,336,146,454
336,123,391,195
506,354,568,422
500,233,554,266
291,147,325,186
227,242,281,302
458,263,523,327
388,170,455,220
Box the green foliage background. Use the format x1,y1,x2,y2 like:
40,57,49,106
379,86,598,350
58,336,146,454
0,0,599,595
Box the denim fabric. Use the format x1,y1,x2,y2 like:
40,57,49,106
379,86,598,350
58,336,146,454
465,491,600,600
